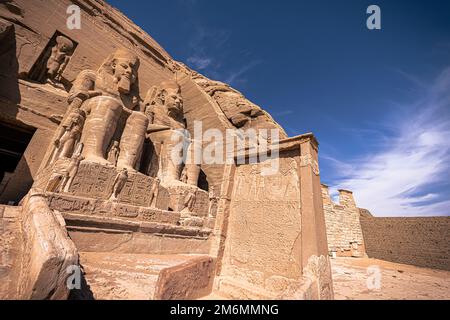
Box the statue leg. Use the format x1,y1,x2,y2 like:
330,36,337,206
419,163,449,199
81,96,122,164
186,140,201,186
59,138,75,159
166,135,184,183
148,130,185,185
117,112,149,171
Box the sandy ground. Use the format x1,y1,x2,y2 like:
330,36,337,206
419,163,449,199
332,257,450,300
76,252,205,300
74,252,450,300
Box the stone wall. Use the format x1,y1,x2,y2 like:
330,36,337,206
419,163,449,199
360,214,450,271
322,185,365,257
213,135,334,300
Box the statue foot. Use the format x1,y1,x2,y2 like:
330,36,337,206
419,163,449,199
161,179,191,188
82,155,112,166
117,165,137,173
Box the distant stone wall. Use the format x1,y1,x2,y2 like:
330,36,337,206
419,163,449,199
322,185,365,257
360,214,450,271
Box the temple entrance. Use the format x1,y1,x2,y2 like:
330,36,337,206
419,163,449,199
0,121,36,204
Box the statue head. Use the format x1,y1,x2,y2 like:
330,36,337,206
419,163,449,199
55,35,74,53
99,49,140,95
160,81,183,114
66,108,85,129
144,81,183,119
112,49,139,94
120,167,128,176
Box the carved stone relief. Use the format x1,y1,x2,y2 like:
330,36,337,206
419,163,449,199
224,152,302,292
28,32,76,89
300,154,320,176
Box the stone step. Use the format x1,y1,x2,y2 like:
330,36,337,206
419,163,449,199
0,206,23,299
74,252,214,300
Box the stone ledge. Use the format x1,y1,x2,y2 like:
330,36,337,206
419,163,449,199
63,212,212,239
46,192,179,224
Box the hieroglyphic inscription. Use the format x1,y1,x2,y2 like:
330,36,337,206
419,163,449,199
66,162,168,208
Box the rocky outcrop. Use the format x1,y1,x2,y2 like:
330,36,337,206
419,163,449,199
177,64,287,138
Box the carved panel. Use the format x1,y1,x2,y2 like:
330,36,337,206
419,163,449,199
28,31,77,88
165,185,209,216
47,193,180,225
300,154,320,176
224,150,302,290
66,162,169,208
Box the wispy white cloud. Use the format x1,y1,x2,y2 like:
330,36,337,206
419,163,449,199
225,59,263,86
326,68,450,217
180,6,260,87
187,56,212,70
184,22,231,74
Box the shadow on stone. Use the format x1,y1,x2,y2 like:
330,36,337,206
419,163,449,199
68,265,95,300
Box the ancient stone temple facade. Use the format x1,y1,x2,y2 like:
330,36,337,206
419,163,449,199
0,0,333,300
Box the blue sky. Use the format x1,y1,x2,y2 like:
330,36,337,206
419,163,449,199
107,0,450,217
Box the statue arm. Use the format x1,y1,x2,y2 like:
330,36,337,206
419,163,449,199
46,47,57,66
54,126,68,146
56,56,70,80
68,70,98,103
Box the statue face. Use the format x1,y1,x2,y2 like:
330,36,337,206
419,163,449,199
56,36,73,53
60,42,70,52
112,57,137,94
164,88,183,113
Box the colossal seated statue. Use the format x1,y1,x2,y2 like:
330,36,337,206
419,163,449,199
69,49,147,170
144,80,199,186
